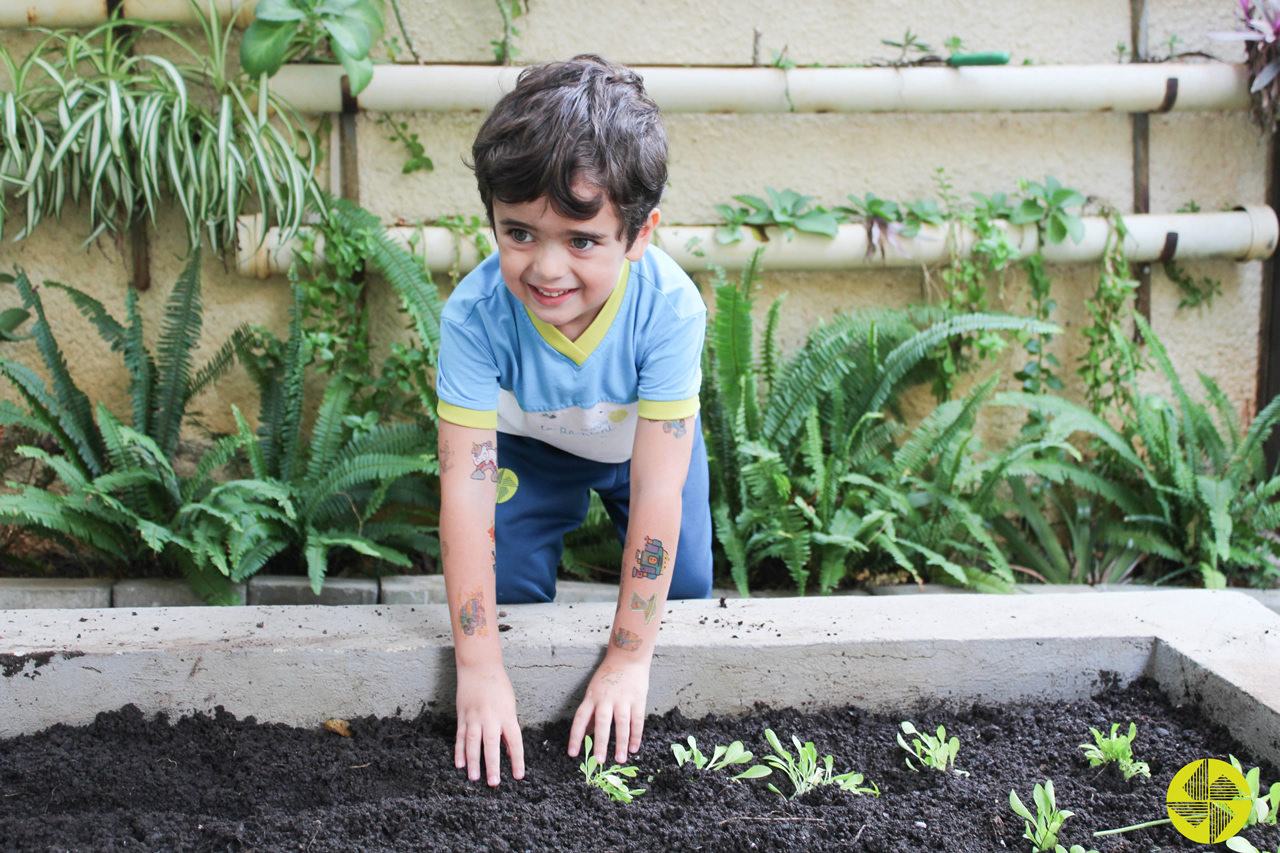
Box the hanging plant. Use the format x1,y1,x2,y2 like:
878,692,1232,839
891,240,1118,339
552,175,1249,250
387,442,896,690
1210,0,1280,130
240,0,386,96
0,0,323,251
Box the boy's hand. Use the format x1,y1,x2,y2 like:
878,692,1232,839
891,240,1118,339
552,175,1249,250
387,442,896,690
455,661,525,786
568,656,651,765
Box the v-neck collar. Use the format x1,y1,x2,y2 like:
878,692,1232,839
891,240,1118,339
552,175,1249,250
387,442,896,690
524,260,630,366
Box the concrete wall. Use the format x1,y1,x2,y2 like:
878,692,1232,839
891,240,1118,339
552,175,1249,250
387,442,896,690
0,0,1267,435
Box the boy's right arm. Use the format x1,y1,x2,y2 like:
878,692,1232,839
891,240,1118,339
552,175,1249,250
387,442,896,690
438,419,524,787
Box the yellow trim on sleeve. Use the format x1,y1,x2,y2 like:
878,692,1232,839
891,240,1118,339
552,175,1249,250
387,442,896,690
638,396,700,421
437,401,498,430
525,260,629,366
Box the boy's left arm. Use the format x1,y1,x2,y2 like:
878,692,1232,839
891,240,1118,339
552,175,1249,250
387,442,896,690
567,414,695,765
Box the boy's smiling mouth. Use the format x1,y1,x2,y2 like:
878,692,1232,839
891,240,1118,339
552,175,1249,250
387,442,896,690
529,283,575,303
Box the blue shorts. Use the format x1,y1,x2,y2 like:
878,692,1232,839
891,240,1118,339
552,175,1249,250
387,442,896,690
493,418,713,604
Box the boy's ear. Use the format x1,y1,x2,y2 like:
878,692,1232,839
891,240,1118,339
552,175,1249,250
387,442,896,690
625,208,661,261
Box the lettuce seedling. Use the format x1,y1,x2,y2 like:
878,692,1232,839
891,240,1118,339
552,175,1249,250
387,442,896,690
1079,722,1150,780
579,736,645,803
671,736,771,780
761,729,878,799
898,721,967,775
1231,755,1280,826
1010,780,1074,852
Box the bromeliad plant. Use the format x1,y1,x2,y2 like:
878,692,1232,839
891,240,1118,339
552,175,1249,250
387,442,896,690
760,729,878,799
1078,723,1150,780
671,736,771,780
579,736,645,803
897,721,966,775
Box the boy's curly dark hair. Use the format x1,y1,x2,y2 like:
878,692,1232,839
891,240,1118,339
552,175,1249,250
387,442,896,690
470,55,668,248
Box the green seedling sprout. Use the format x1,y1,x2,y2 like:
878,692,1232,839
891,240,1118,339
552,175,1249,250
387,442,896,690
1078,722,1150,780
761,729,878,799
1228,836,1280,853
579,735,645,803
1232,755,1280,826
670,736,771,780
1055,846,1099,853
898,721,967,775
1010,780,1074,852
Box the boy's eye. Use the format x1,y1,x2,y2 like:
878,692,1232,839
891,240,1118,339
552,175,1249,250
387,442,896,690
509,228,532,243
570,237,594,250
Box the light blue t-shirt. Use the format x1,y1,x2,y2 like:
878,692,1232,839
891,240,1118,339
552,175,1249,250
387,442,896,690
436,246,705,464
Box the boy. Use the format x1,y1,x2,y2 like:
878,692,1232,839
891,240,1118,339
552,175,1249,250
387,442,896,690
434,55,713,788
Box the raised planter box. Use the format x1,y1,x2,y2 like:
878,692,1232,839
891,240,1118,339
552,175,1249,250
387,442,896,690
2,590,1277,770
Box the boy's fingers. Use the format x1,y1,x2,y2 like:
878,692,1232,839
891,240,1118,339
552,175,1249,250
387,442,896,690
504,725,526,780
465,725,483,782
593,708,613,763
628,710,645,755
454,723,467,769
483,727,502,786
613,709,631,764
567,702,593,757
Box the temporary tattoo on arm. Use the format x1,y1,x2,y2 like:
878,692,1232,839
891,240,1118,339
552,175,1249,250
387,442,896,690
612,627,642,652
599,665,623,686
662,419,687,439
632,536,668,580
629,592,657,625
439,440,455,474
489,523,496,572
470,441,499,482
457,587,489,637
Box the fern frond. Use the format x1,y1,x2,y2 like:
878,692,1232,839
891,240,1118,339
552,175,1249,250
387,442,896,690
759,294,785,394
151,249,203,459
305,375,356,482
0,359,98,478
9,270,105,474
187,322,252,402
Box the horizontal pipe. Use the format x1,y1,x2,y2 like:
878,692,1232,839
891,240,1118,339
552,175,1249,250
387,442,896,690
0,0,255,27
265,62,1251,115
235,207,1279,279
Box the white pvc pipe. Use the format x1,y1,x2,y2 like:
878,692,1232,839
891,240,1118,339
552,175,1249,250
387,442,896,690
266,62,1250,115
122,0,256,26
235,207,1279,279
0,1,255,27
0,0,106,28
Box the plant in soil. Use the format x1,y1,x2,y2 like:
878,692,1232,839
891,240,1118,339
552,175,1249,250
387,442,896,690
897,720,966,774
1232,755,1280,826
1010,779,1075,852
760,728,878,799
1079,722,1150,780
670,736,771,780
579,736,645,803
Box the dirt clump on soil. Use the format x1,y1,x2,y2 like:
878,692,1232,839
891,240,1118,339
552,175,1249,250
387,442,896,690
1,678,1276,852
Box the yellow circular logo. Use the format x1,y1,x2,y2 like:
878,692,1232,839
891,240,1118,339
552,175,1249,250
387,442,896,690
1166,759,1251,843
494,468,519,504
609,410,629,423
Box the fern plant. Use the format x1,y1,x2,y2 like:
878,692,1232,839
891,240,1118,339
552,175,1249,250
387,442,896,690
1102,314,1280,587
235,281,439,594
702,249,1059,595
0,253,255,602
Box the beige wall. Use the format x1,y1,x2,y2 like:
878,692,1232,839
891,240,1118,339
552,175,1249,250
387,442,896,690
0,0,1270,435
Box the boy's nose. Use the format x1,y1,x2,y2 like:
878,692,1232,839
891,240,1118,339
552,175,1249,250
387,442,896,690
529,245,568,281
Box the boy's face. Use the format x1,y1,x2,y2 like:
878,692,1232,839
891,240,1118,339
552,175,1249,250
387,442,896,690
492,183,659,343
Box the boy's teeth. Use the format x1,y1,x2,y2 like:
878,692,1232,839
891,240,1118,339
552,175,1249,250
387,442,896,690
533,286,568,297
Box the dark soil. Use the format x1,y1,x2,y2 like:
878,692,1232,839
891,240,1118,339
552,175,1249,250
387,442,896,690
1,678,1277,853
